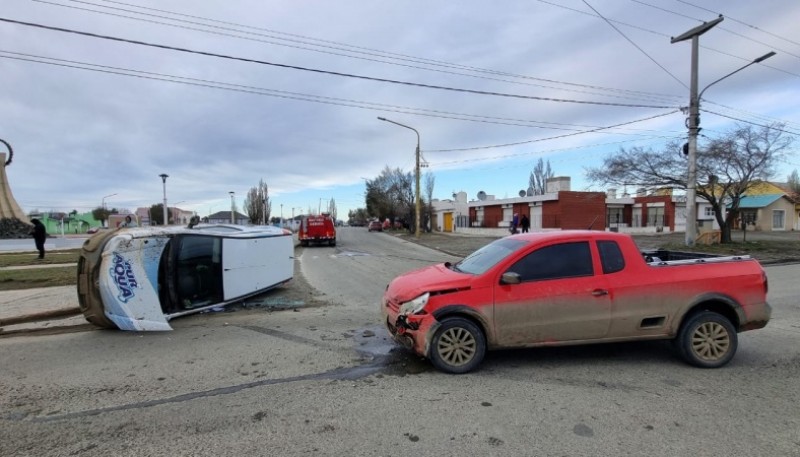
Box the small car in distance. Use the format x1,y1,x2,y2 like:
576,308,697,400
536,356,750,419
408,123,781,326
368,220,383,232
77,223,294,331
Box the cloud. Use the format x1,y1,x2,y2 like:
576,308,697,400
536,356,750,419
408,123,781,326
1,0,798,218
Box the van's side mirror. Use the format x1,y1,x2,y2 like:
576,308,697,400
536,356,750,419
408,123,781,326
500,272,521,285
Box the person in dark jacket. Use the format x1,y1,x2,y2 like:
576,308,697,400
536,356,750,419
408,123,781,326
521,214,530,233
30,218,47,259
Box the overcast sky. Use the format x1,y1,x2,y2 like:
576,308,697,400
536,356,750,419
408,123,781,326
2,0,799,220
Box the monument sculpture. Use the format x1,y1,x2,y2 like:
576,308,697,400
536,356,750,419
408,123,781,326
0,139,32,238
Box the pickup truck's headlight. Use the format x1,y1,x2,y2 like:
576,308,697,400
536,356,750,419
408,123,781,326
399,292,430,316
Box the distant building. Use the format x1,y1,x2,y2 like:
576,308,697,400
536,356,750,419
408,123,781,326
467,178,605,232
207,210,250,225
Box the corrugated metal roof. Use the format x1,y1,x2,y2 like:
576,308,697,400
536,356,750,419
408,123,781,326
729,194,784,209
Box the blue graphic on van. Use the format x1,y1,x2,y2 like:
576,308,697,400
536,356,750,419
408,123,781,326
109,252,139,303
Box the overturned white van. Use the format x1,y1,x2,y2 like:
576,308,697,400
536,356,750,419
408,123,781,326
77,223,294,331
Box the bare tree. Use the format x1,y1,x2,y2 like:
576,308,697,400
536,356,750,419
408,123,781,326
529,158,553,195
586,124,792,243
788,169,800,194
244,179,271,224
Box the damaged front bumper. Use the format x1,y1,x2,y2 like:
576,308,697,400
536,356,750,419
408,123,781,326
385,312,439,357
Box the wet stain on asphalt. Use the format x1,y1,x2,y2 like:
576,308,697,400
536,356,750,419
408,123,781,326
11,324,428,423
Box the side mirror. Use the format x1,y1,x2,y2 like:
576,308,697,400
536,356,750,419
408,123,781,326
500,272,521,285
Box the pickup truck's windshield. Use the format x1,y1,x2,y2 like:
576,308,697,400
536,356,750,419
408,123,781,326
454,238,526,275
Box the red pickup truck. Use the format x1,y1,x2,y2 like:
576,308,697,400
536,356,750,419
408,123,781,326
382,231,771,373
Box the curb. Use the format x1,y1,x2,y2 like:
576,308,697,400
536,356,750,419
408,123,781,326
0,306,82,327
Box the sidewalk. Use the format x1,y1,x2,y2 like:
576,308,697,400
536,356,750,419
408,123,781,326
0,285,84,334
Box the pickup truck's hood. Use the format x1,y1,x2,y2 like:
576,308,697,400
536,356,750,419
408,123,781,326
386,263,471,303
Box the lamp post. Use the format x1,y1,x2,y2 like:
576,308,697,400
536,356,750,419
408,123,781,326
172,201,186,225
377,116,422,238
101,193,117,227
229,191,235,224
671,16,776,246
159,174,169,226
101,193,117,210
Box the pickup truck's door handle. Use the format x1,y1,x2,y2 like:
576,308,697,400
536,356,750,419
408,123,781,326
592,289,609,297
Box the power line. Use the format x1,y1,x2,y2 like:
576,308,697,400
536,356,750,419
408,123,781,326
0,17,679,109
582,0,688,89
535,0,800,79
1,49,687,136
701,109,800,136
427,110,680,153
673,0,800,48
631,0,800,61
430,136,683,167
43,0,686,103
703,100,800,131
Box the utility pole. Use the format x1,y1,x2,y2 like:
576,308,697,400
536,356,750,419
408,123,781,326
377,116,422,238
671,16,723,247
229,191,235,224
159,174,169,226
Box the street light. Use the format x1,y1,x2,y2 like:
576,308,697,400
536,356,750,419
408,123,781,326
101,193,117,227
172,201,186,225
101,193,117,210
159,174,169,226
377,116,422,238
671,16,775,246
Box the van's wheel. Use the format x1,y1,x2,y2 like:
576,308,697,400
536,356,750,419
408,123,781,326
429,317,486,374
675,311,737,368
330,239,336,246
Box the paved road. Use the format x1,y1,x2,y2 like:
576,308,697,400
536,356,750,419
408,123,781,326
1,227,798,456
0,236,88,252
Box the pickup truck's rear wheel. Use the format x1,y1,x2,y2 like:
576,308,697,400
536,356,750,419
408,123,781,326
676,311,737,368
429,317,486,374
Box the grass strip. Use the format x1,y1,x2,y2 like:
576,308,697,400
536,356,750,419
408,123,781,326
0,250,82,268
0,265,76,290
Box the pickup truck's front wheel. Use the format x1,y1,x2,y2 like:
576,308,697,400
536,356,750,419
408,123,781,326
429,317,486,374
676,311,738,368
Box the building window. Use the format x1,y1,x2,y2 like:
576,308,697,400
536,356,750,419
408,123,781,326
704,207,714,217
773,210,785,230
648,207,665,227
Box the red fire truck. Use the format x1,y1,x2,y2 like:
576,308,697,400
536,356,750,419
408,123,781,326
298,213,336,247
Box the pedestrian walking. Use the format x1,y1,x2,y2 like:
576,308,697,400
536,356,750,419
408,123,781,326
521,214,530,233
30,218,47,259
510,213,519,234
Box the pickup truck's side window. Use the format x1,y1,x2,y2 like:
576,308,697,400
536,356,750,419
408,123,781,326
508,241,593,282
597,240,625,274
